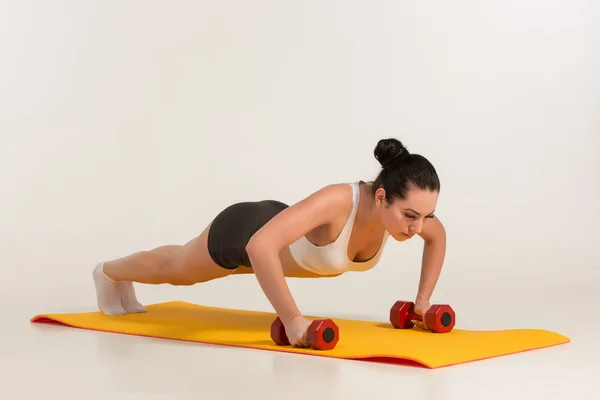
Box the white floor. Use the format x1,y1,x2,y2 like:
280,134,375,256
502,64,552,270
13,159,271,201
2,267,598,400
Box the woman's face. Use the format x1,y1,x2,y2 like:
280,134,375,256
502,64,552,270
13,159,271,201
375,186,439,241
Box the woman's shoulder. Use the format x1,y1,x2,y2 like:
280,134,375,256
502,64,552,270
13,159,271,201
307,182,356,202
288,182,356,217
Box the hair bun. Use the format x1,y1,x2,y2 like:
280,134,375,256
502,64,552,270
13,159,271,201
374,138,409,168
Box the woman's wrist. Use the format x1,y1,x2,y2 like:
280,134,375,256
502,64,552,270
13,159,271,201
283,313,303,326
416,293,430,302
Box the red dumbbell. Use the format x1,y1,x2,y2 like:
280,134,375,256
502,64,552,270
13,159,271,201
270,316,339,350
390,300,455,333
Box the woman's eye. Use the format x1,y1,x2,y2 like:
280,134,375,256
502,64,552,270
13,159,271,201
405,214,416,219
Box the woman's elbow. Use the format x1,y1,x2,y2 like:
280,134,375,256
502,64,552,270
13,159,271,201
246,233,279,261
245,236,263,259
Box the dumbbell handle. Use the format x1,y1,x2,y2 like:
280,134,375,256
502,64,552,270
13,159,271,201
404,310,424,322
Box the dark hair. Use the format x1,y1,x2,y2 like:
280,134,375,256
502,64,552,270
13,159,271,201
372,138,440,203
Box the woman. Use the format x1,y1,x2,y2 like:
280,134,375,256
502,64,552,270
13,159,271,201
93,138,446,347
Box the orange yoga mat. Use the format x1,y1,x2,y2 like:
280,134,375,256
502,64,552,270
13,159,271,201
30,301,570,369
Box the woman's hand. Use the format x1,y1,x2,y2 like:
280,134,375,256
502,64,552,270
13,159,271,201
413,297,431,330
284,315,313,347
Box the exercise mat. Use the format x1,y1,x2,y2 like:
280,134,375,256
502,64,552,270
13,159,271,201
30,301,569,368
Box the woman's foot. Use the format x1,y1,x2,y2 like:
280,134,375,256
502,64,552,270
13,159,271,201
93,263,147,315
119,281,147,313
93,263,127,316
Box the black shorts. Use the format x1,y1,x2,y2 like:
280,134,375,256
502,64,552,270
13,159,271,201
207,200,289,270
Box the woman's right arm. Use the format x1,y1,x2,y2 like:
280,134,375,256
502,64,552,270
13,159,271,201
245,184,350,327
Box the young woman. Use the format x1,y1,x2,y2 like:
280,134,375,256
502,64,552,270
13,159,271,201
93,138,446,347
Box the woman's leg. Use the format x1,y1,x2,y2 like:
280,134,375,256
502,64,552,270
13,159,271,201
106,243,180,315
94,223,238,315
149,245,182,255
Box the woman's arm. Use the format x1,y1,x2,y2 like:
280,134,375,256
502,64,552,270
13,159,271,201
416,216,447,302
245,184,351,325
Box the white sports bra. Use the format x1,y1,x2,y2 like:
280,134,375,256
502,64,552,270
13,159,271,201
288,182,390,276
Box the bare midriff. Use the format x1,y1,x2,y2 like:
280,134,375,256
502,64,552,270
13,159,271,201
232,246,341,278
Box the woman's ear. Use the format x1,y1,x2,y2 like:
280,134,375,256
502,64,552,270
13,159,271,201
374,187,386,207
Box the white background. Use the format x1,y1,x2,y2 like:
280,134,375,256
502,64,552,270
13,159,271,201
1,1,598,399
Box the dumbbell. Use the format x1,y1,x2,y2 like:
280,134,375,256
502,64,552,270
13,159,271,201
270,316,339,350
390,300,455,333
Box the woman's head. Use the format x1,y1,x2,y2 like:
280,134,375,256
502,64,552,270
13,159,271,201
371,138,440,241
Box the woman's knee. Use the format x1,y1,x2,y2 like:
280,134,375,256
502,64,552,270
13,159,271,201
159,258,197,286
159,252,231,285
158,227,240,286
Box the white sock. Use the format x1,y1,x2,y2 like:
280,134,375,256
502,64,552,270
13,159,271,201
93,262,127,316
119,281,147,313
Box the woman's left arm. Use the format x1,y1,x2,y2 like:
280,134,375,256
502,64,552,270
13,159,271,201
416,216,447,303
